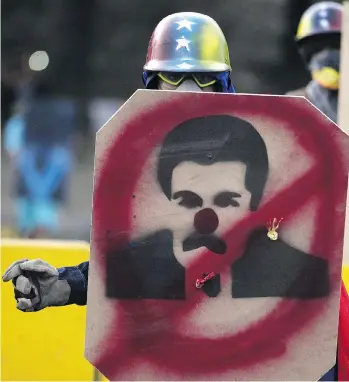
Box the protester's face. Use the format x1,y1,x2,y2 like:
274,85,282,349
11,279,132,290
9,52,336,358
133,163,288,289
309,48,340,90
170,161,252,267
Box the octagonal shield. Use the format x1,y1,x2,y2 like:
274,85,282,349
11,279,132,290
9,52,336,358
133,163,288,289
85,90,349,381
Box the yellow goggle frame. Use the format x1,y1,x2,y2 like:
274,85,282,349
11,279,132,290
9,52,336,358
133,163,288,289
157,72,217,88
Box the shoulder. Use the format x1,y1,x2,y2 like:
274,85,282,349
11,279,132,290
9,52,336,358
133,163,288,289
241,229,329,279
130,229,173,249
107,229,174,258
285,87,308,98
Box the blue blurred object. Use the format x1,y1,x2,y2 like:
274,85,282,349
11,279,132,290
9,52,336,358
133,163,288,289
3,114,25,156
16,197,60,233
319,365,336,381
18,144,72,199
7,97,78,235
24,98,77,146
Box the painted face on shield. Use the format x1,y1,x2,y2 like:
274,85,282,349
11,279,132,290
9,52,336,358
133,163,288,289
156,115,268,268
157,72,216,92
170,161,252,267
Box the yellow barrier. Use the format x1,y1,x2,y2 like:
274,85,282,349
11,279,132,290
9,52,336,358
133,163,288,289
1,239,96,381
1,238,348,381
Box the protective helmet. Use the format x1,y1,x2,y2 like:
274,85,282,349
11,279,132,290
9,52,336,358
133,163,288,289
144,12,231,73
142,12,234,92
296,2,342,62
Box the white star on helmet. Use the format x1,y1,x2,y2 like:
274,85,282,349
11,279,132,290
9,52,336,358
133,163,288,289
176,20,196,31
176,36,191,51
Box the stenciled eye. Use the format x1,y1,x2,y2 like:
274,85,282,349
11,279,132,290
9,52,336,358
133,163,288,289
173,190,203,209
214,191,241,208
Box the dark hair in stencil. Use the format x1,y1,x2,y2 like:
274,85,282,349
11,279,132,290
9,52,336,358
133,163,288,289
157,115,269,211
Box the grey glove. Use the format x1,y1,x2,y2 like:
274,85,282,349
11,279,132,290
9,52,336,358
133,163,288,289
2,259,71,312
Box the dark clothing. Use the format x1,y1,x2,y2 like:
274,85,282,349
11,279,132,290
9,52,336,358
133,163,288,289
232,229,329,298
286,83,338,123
286,87,307,97
25,98,77,146
105,229,329,300
59,229,329,304
107,230,185,300
58,261,89,305
320,365,337,381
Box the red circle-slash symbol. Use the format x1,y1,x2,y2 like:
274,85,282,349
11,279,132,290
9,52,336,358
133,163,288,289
91,93,348,378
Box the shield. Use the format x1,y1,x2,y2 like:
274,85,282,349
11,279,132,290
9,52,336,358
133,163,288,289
85,90,349,381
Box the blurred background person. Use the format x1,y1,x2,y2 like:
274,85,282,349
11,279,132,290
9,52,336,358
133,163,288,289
288,1,342,123
2,51,35,238
3,62,77,238
287,3,344,381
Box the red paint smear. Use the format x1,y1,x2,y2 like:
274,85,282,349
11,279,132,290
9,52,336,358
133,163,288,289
338,282,349,381
91,93,348,378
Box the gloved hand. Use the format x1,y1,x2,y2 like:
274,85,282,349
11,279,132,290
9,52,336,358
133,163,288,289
2,259,71,312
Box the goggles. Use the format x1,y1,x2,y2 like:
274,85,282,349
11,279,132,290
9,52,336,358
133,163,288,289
157,72,217,88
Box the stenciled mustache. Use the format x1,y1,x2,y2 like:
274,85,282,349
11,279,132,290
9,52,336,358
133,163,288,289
182,233,227,254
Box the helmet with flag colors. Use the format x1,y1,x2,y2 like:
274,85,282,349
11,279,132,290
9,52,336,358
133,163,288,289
142,12,235,93
295,2,342,63
296,1,342,44
295,1,342,91
144,12,231,73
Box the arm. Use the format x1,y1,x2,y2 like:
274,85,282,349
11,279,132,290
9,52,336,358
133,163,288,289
2,259,89,311
58,261,89,306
